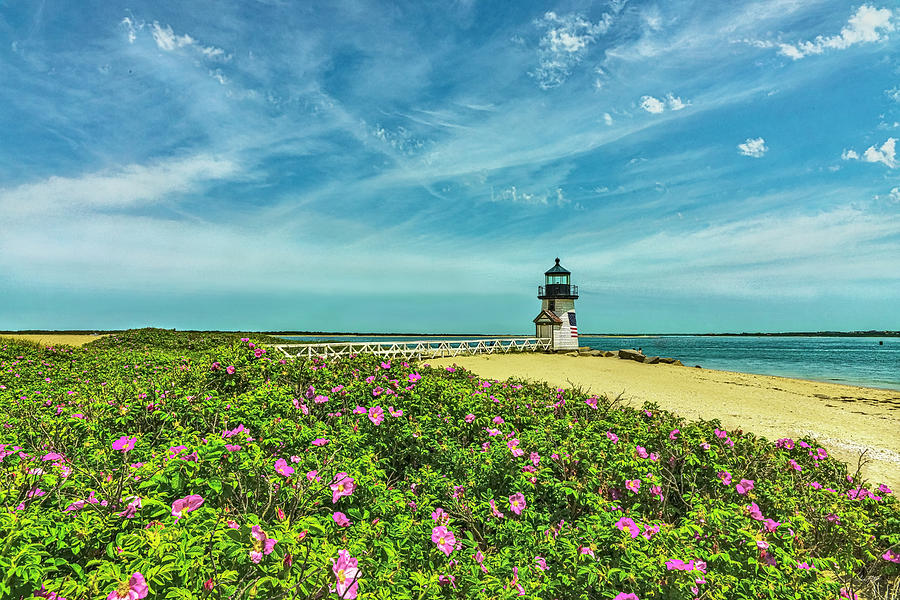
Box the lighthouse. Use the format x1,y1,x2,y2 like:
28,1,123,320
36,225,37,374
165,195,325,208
533,258,579,350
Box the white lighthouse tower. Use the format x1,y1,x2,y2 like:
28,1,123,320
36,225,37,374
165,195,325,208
533,258,579,350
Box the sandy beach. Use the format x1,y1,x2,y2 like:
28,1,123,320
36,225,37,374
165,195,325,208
428,353,900,490
0,334,107,347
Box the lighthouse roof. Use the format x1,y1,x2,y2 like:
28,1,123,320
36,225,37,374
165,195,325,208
533,309,563,324
544,257,570,275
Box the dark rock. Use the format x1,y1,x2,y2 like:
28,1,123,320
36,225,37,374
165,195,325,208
644,356,660,364
603,351,617,357
588,350,604,356
672,360,683,366
618,348,645,362
659,357,676,364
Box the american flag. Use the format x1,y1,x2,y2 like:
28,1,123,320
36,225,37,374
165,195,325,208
567,312,578,337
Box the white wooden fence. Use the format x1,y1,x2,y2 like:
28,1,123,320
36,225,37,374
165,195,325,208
275,338,551,360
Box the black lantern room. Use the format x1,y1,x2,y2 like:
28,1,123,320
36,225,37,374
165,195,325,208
538,258,578,300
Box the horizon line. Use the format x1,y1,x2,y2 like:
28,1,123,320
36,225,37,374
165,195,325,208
2,328,898,337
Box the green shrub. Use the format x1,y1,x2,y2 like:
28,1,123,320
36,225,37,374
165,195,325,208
0,330,897,599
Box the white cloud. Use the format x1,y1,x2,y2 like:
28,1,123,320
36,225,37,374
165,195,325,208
151,22,196,51
210,69,228,85
489,184,569,206
666,93,688,111
842,149,860,160
890,187,900,202
120,18,231,62
640,95,666,114
121,17,141,43
777,43,805,60
887,87,900,102
603,112,613,126
827,4,894,48
369,124,426,156
776,5,895,60
862,137,896,167
738,137,768,158
533,11,613,89
492,185,542,205
640,93,690,114
0,155,239,217
199,46,228,60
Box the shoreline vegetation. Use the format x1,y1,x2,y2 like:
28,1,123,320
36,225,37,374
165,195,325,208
0,328,897,598
429,353,900,492
4,331,898,488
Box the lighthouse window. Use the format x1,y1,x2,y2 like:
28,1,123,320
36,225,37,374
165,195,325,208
548,300,555,311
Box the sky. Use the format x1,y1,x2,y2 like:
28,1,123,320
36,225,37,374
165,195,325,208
1,0,899,334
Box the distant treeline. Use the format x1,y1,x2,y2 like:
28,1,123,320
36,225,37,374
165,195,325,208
0,329,514,337
266,331,514,337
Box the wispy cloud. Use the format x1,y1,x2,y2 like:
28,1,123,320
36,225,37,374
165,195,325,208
580,206,900,299
120,17,141,44
666,94,689,111
150,22,196,51
0,155,239,217
738,137,768,158
771,5,894,60
532,11,612,89
489,185,568,206
122,17,231,61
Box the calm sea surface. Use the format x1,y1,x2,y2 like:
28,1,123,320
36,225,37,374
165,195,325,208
280,335,900,391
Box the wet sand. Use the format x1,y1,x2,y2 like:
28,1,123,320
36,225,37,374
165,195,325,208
427,354,900,490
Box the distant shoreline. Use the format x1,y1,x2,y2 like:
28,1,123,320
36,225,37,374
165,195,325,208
3,329,897,337
581,331,900,338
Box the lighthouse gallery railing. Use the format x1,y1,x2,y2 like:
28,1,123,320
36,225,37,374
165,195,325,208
275,338,552,360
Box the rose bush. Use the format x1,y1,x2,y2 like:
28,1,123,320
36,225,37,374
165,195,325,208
0,329,897,599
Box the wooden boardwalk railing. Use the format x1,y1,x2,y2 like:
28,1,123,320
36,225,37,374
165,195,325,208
275,338,552,360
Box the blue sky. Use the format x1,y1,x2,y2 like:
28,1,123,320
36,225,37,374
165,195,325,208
1,0,899,333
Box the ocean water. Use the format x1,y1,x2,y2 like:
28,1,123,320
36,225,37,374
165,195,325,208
579,336,900,391
280,335,900,391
